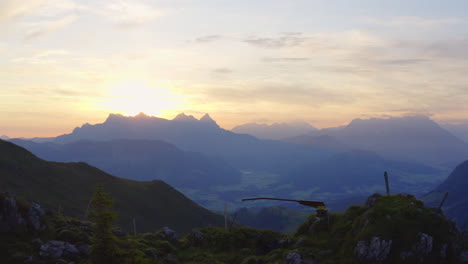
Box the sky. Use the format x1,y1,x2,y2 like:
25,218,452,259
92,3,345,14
1,0,468,137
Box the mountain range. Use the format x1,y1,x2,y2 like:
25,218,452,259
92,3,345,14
7,113,467,211
32,113,335,175
0,139,223,233
291,116,468,167
231,121,317,140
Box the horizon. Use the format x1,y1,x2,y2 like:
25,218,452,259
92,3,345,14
2,0,468,137
0,111,461,139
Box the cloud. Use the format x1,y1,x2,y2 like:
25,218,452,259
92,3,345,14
102,0,162,28
262,57,309,62
212,68,232,74
195,35,224,43
11,49,70,64
198,83,351,106
0,0,83,23
0,0,48,23
361,16,467,28
24,14,78,40
193,32,308,48
0,0,84,40
377,59,427,65
243,33,307,48
19,86,104,98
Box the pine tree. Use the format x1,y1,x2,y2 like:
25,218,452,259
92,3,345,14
88,185,120,264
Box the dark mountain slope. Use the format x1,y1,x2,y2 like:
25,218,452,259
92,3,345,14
425,160,468,228
0,139,223,233
10,139,241,188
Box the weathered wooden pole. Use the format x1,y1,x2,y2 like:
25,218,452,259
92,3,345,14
384,171,390,195
437,192,449,211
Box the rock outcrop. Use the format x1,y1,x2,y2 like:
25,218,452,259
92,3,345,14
160,226,178,241
0,195,45,232
39,240,80,259
355,237,392,262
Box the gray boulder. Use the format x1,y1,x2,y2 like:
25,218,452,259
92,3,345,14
355,236,392,262
160,227,178,241
0,196,45,233
412,232,433,260
27,203,45,231
0,197,27,232
285,252,302,264
39,240,80,259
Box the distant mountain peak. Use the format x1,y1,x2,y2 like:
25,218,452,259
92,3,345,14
347,115,437,129
173,113,198,121
105,113,126,123
135,112,150,119
200,113,215,123
199,113,220,128
0,135,10,140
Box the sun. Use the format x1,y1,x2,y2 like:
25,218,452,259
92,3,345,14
97,80,185,117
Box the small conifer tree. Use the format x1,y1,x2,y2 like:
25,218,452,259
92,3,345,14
89,185,120,264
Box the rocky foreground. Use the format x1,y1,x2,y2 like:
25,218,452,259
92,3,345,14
1,192,468,264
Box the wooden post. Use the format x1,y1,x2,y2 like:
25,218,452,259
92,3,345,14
133,218,137,235
224,203,228,229
384,171,390,196
437,192,449,211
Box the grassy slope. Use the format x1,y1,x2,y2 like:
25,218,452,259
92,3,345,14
0,139,223,233
2,192,466,264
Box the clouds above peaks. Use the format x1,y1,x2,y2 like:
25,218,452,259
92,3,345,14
243,33,307,48
361,16,467,28
0,0,83,23
24,14,78,40
0,0,83,41
0,0,48,23
212,68,232,74
195,35,225,43
100,0,163,28
262,57,309,63
199,83,350,107
193,33,307,48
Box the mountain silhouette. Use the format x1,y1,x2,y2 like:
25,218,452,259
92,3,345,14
50,113,332,172
305,116,468,167
232,121,317,140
